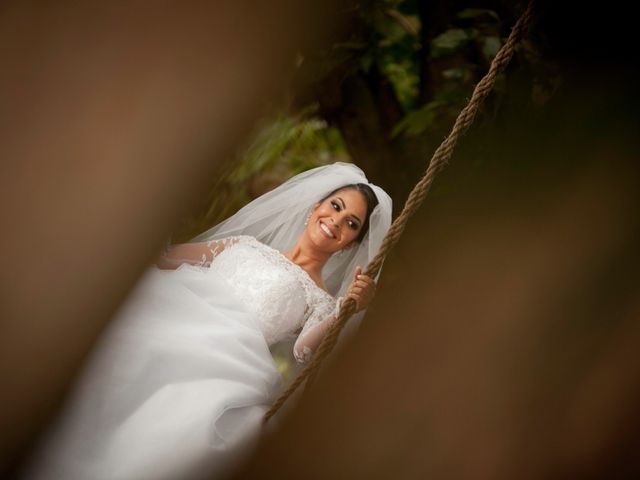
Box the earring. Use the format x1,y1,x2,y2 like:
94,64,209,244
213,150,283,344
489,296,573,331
304,213,311,226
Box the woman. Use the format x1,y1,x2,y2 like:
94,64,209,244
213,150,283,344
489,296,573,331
25,162,392,480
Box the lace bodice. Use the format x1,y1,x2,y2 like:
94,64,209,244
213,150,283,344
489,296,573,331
205,236,339,360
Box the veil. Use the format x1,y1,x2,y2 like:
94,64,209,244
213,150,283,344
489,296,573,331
191,161,393,326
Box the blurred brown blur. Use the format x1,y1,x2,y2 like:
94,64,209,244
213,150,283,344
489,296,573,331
237,149,640,479
234,98,640,479
0,0,336,475
3,0,640,479
232,3,640,479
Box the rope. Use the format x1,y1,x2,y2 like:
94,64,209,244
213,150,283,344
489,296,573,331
263,0,535,424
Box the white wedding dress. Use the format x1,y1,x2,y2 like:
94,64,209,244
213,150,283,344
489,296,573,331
25,235,339,480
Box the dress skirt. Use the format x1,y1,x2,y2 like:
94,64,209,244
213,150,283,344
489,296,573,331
24,265,282,480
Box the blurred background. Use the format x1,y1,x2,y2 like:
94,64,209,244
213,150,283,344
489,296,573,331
2,0,639,478
171,1,553,241
232,2,640,478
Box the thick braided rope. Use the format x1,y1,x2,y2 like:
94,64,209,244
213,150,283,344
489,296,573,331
263,0,535,424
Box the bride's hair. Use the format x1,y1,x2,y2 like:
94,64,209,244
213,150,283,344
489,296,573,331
319,183,379,242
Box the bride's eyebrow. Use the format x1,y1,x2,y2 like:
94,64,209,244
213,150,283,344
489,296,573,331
337,196,362,224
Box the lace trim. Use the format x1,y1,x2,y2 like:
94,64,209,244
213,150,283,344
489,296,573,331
218,235,335,302
214,235,340,362
294,345,313,364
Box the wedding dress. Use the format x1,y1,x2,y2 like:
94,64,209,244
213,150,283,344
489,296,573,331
25,235,339,480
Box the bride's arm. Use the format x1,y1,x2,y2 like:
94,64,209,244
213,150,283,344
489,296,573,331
294,267,376,363
293,310,339,363
155,239,228,269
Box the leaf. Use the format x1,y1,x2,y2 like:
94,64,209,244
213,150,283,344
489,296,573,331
482,36,502,59
432,28,468,50
442,68,465,80
457,8,500,23
382,60,419,109
431,29,470,58
385,9,419,37
392,100,445,137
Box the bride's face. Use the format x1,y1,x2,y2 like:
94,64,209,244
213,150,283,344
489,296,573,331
306,188,368,254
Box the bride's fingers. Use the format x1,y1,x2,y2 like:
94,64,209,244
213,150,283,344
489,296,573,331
347,292,361,310
352,277,371,287
354,280,374,290
355,276,375,288
347,290,361,300
347,281,376,308
349,282,376,292
355,282,376,295
348,284,375,302
345,268,376,308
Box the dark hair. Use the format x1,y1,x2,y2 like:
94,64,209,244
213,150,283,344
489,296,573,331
319,183,379,242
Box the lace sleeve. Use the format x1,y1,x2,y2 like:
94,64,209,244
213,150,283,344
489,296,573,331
293,295,343,364
156,235,252,269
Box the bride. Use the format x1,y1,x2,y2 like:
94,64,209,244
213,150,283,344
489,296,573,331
24,162,392,480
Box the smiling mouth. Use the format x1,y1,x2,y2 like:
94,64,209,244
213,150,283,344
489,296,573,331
319,221,335,239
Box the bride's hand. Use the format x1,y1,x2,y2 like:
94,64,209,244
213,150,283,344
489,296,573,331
346,266,376,313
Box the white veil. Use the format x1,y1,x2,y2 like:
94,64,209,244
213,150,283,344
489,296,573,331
191,161,392,324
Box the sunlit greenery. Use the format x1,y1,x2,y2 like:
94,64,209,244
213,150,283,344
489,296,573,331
171,109,350,243
174,1,552,244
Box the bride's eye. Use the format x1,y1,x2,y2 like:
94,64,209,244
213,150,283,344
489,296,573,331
331,200,340,211
348,220,359,230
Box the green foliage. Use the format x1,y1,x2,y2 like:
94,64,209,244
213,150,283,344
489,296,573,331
340,3,421,110
181,2,551,242
482,36,502,59
456,8,500,23
382,59,420,110
341,2,513,130
391,88,468,137
374,15,421,109
392,99,444,137
172,110,350,242
430,28,471,58
273,351,292,381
